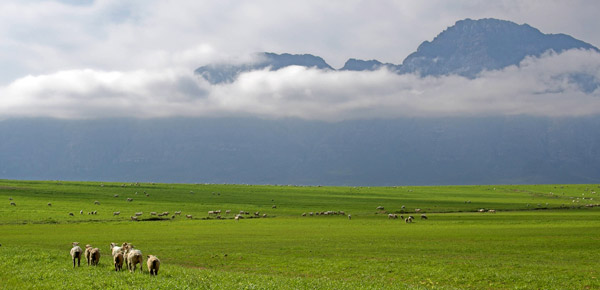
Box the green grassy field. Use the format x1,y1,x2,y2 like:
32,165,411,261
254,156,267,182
1,179,599,289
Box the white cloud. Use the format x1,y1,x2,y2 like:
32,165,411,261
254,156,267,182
1,0,599,84
1,49,598,121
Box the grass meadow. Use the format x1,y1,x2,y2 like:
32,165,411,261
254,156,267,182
0,180,599,289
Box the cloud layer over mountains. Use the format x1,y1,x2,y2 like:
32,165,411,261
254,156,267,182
1,49,599,121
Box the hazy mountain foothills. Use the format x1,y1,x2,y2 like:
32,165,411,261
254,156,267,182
2,18,600,185
1,116,599,185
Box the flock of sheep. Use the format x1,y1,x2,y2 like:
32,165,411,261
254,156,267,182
69,242,160,275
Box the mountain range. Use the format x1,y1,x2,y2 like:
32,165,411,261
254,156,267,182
2,18,600,185
195,18,598,83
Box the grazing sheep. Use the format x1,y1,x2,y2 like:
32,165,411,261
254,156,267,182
302,213,307,216
405,216,413,223
90,248,100,266
69,212,74,216
234,215,241,221
8,197,12,200
127,198,133,202
113,211,120,216
262,214,267,218
225,210,231,214
114,252,124,271
70,242,83,268
94,201,100,205
84,244,93,265
388,213,398,219
272,205,277,209
478,209,485,212
421,214,428,220
150,212,157,216
114,194,119,198
339,211,345,215
488,209,496,213
127,249,143,273
175,211,182,215
131,216,138,221
47,203,52,206
186,214,193,219
376,206,384,210
80,210,83,215
415,208,421,213
147,255,160,276
348,214,352,220
10,202,16,206
135,212,143,216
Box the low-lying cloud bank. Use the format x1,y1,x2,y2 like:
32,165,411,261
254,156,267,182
1,49,599,121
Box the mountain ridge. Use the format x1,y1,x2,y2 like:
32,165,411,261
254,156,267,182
195,18,598,83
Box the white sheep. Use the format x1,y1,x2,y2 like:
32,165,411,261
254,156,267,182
110,243,122,257
127,249,143,273
175,211,182,215
150,212,157,216
84,244,93,265
421,214,428,220
147,255,160,276
186,214,193,219
376,206,384,210
131,216,138,221
70,242,83,268
127,198,133,202
348,214,352,220
94,201,100,205
488,209,496,213
113,211,120,216
80,210,83,215
90,248,100,266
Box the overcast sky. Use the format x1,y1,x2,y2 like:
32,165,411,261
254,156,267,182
1,0,599,120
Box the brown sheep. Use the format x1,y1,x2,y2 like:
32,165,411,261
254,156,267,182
90,248,100,266
147,255,160,276
114,252,124,271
